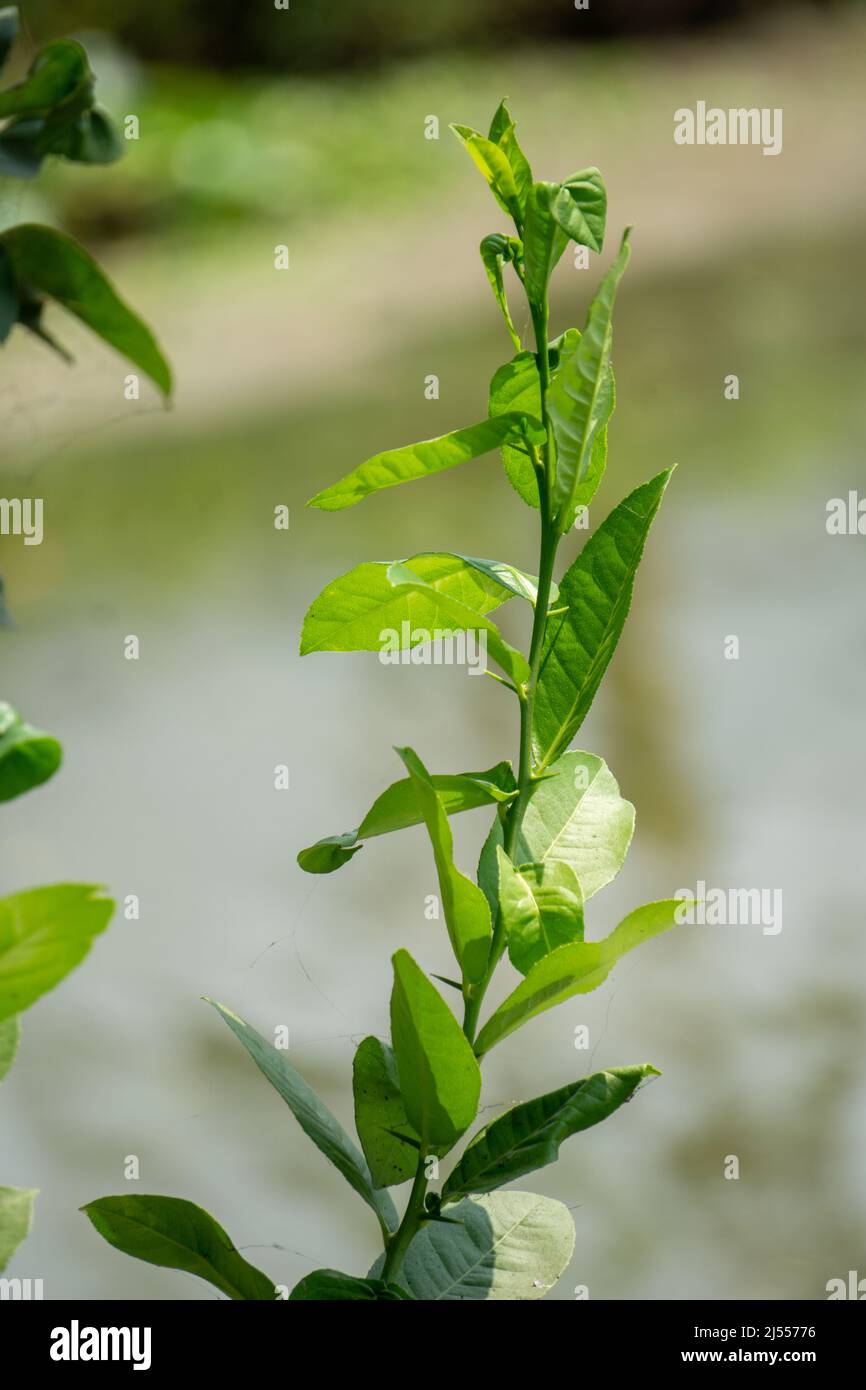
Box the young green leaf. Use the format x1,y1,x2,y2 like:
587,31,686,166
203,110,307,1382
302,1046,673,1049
0,224,172,395
442,1064,659,1201
480,234,522,352
396,746,493,985
550,168,607,253
385,563,530,687
0,885,113,1023
497,847,585,976
487,99,533,219
454,554,559,607
477,813,505,916
475,901,685,1055
533,469,674,768
353,1036,421,1188
298,760,516,874
307,413,535,512
300,551,511,655
522,181,568,309
515,751,634,899
0,1185,36,1274
290,1268,413,1300
0,39,92,118
207,1000,397,1234
0,700,62,802
450,124,519,222
371,1191,575,1300
82,1195,276,1300
390,949,481,1150
548,227,631,525
0,1014,19,1080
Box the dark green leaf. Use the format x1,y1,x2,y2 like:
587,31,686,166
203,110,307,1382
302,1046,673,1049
550,168,607,253
0,224,172,395
353,1036,420,1188
396,746,492,985
290,1268,413,1300
549,227,631,525
442,1064,659,1201
0,1185,36,1274
306,413,532,511
298,759,516,874
207,1000,397,1234
0,700,62,801
0,7,18,72
474,901,685,1055
82,1195,276,1300
0,244,18,341
0,885,113,1023
0,39,91,118
533,470,673,768
390,949,481,1150
497,847,585,976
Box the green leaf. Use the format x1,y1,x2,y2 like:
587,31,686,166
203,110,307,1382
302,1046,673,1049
390,949,481,1150
298,760,516,874
550,168,607,253
373,1191,574,1300
477,813,505,916
385,562,531,688
0,244,17,341
0,1014,19,1080
290,1268,413,1300
487,100,533,220
442,1064,659,1202
475,901,685,1056
479,234,522,352
497,847,584,976
0,225,172,396
82,1195,276,1300
0,7,18,72
0,39,91,118
207,1000,397,1234
450,554,558,607
549,227,631,526
307,413,534,512
396,747,492,985
0,1185,36,1274
0,700,62,802
0,885,113,1023
515,751,634,899
523,182,568,308
353,1036,421,1188
450,124,519,222
533,469,673,768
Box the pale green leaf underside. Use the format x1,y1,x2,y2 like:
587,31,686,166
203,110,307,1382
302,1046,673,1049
82,1195,276,1300
533,469,673,768
515,751,634,900
298,760,516,874
475,900,686,1055
372,1191,575,1300
390,949,481,1150
0,884,114,1023
442,1064,658,1201
207,1000,397,1233
0,1185,36,1274
306,413,530,511
397,747,492,985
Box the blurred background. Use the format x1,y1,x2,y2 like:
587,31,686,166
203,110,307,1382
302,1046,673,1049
1,0,865,1301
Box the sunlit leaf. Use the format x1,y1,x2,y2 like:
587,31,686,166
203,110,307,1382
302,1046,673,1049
497,847,584,975
516,751,634,898
0,1185,36,1274
550,168,607,253
353,1036,420,1188
450,124,519,222
0,885,113,1023
523,181,568,308
479,233,522,351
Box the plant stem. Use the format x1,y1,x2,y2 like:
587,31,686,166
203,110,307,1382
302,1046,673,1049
381,1156,429,1284
462,295,561,1046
